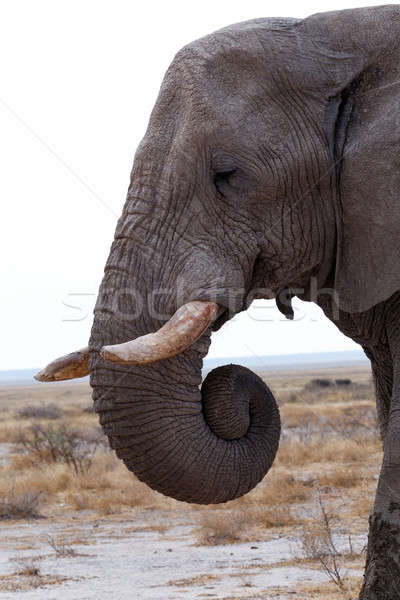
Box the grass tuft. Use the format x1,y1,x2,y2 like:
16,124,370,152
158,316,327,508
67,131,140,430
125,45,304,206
0,489,42,520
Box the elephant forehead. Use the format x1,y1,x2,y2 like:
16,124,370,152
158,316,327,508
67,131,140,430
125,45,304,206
161,29,292,118
171,52,272,116
152,67,283,156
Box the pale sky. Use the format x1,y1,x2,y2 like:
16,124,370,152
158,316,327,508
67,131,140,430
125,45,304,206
2,0,383,370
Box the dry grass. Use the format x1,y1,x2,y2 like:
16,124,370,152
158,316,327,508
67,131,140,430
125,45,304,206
318,467,365,489
276,377,374,407
0,367,381,552
168,573,221,587
256,504,300,529
196,508,249,545
195,501,301,545
267,577,364,600
277,436,379,468
1,449,164,520
255,473,313,505
0,423,18,443
0,489,42,520
0,381,169,518
0,367,382,598
0,557,71,592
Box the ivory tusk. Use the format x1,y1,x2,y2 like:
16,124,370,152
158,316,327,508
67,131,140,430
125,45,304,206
34,347,90,382
101,300,219,365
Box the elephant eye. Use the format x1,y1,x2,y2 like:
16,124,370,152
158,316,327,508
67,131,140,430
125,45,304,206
214,169,236,193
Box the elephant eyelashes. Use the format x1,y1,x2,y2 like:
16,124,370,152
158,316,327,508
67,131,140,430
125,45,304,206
214,169,236,193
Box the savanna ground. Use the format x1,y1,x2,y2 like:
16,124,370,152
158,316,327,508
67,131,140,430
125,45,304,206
0,363,379,599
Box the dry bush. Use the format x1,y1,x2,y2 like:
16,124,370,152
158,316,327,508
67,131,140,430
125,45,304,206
196,509,246,545
0,489,42,520
256,474,312,505
47,535,77,557
318,467,364,489
196,500,300,546
15,422,102,474
299,492,359,600
255,504,299,529
17,403,62,420
3,445,161,516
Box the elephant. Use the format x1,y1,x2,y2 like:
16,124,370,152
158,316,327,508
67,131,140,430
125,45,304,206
36,6,400,599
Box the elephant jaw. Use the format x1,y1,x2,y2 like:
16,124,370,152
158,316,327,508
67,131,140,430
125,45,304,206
34,300,219,381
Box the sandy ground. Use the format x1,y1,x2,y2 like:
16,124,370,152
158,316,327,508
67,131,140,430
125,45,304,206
0,509,363,600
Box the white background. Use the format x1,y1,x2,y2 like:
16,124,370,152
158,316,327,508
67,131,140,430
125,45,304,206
1,0,384,370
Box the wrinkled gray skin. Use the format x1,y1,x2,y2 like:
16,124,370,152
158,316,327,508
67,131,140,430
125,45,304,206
89,6,400,598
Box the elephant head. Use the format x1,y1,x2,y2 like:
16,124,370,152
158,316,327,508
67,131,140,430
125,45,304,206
36,6,400,504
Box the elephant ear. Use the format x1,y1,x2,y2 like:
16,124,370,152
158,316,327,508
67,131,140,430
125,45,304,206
299,6,400,313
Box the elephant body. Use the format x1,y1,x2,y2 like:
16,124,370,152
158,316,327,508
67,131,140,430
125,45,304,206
37,6,400,599
320,292,400,598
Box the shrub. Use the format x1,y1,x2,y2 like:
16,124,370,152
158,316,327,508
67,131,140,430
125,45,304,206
17,403,62,420
299,491,359,598
47,535,77,557
0,489,42,520
196,509,249,545
255,504,299,529
15,422,101,475
256,474,312,505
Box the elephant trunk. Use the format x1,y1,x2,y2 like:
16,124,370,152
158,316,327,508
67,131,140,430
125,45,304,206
89,306,280,504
